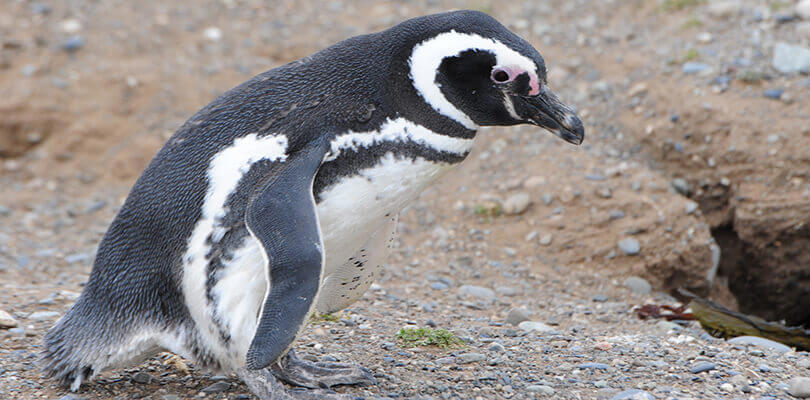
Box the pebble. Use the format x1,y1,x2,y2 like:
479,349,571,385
799,359,810,369
707,1,743,18
131,371,152,384
610,389,654,400
624,276,651,295
488,342,505,352
727,336,792,353
618,238,640,256
505,308,530,326
596,187,612,198
502,192,531,215
592,294,608,302
457,353,486,364
63,36,85,53
28,311,60,321
30,3,52,14
0,310,18,328
429,282,449,290
671,178,691,196
518,321,558,334
539,234,553,246
690,361,716,374
609,209,625,220
201,381,231,393
798,0,810,20
203,27,223,41
525,385,555,395
685,201,698,215
789,377,810,398
541,193,553,205
458,285,495,301
773,42,810,74
7,327,25,337
763,89,784,100
682,62,710,74
578,362,609,370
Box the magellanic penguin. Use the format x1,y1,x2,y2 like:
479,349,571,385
42,10,584,399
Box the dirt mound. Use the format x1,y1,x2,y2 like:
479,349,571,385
621,79,810,325
0,101,63,158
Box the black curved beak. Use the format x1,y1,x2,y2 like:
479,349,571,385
516,86,585,145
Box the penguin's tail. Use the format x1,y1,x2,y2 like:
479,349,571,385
40,300,104,391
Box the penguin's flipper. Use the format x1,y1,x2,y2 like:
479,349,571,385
244,139,329,370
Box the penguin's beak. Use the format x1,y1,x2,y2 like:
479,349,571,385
516,86,585,145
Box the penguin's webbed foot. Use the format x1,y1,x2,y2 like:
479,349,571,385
270,349,377,389
237,368,349,400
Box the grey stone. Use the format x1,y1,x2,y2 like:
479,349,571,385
671,178,691,196
609,209,626,220
610,389,655,400
63,36,85,52
488,342,505,352
525,385,555,395
502,193,531,215
773,42,810,74
201,381,231,393
618,238,640,256
457,353,486,364
624,276,651,295
798,0,810,19
58,395,87,400
578,362,609,370
789,377,810,398
459,285,495,301
518,321,558,334
685,201,698,215
429,282,449,290
28,311,60,321
764,89,784,100
0,310,18,328
506,308,530,326
161,395,181,400
539,234,553,246
727,336,792,353
798,359,810,369
592,294,608,302
541,193,553,205
132,371,152,384
690,361,716,374
682,62,710,74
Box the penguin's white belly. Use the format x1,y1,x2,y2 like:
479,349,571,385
208,154,455,367
316,152,454,275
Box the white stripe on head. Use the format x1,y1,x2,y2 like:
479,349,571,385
409,30,539,130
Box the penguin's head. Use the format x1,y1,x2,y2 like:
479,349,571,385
407,11,585,145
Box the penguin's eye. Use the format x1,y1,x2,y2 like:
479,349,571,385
491,68,511,83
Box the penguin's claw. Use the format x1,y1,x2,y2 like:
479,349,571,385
270,349,377,389
237,368,350,400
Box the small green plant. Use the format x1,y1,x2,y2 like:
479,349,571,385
310,312,340,323
397,328,464,349
737,69,765,84
661,0,704,11
681,16,703,29
682,48,699,62
770,1,790,11
473,201,502,218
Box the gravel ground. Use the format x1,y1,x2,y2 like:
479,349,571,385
2,0,810,399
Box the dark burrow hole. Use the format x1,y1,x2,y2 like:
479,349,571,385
712,224,810,327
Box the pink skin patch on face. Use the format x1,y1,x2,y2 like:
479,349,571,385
492,65,541,96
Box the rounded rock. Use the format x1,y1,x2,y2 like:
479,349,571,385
618,238,640,256
505,308,530,326
502,192,531,215
624,276,651,295
789,377,810,398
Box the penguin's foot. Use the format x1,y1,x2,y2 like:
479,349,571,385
270,349,377,389
237,368,349,400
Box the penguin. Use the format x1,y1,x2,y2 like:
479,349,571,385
41,10,584,399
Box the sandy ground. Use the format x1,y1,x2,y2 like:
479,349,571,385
3,0,810,399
